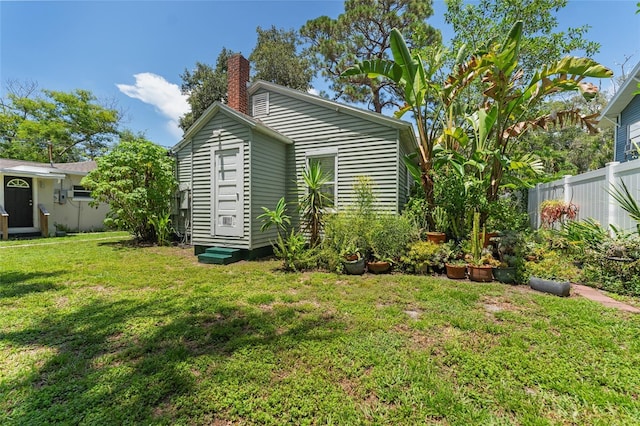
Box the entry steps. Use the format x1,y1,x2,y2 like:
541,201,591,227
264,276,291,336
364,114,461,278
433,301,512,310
197,247,243,265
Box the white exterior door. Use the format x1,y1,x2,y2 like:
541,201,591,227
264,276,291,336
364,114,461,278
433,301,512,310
212,146,243,237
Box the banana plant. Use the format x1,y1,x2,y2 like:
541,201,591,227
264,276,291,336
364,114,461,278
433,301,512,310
342,29,466,228
443,21,613,202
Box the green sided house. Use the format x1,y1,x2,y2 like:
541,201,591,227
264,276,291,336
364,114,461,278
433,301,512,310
0,158,109,239
172,54,418,263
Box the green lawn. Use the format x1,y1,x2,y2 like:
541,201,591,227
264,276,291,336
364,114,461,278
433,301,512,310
1,233,639,425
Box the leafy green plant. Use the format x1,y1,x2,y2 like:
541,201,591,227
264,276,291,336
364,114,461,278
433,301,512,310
258,197,291,239
402,240,450,273
274,230,318,272
149,210,173,246
367,213,418,262
432,206,449,233
525,249,582,282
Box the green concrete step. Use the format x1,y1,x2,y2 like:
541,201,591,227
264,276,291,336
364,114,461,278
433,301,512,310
198,247,243,265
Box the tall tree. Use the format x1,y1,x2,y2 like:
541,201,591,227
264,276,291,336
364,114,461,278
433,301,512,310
179,48,235,131
249,26,313,91
0,81,121,162
445,0,600,76
301,0,440,113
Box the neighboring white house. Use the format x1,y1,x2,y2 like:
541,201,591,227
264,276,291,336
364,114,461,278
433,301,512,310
0,158,109,239
172,54,418,261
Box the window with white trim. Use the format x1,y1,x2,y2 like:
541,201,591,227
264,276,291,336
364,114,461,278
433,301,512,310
306,151,337,208
72,185,93,200
252,92,269,117
626,121,640,160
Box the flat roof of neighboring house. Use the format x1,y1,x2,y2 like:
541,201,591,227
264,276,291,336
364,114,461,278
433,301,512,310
599,61,640,129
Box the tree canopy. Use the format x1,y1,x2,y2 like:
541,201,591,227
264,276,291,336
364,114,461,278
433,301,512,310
301,0,441,113
444,0,600,76
179,48,235,132
0,81,121,162
249,26,313,91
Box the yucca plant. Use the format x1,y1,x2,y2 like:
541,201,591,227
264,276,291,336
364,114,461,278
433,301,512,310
298,161,333,247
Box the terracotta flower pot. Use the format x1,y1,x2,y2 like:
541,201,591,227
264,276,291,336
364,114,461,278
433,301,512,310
445,263,467,279
483,232,499,248
367,261,391,274
468,264,493,282
426,232,446,244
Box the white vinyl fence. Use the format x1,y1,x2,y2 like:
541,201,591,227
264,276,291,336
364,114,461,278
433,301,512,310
528,159,640,231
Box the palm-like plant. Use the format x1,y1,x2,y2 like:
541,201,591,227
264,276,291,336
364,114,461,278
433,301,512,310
299,161,333,247
607,179,640,235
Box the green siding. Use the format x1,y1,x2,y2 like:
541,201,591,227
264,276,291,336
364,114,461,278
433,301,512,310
176,112,252,249
252,88,402,213
250,131,287,248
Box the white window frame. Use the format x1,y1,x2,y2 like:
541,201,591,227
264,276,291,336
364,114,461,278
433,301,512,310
626,121,640,160
305,148,338,210
71,185,93,200
252,92,269,117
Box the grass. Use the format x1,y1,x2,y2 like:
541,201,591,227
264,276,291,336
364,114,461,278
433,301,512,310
1,232,639,425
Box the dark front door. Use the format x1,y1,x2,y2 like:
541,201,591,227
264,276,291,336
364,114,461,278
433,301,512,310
4,176,33,227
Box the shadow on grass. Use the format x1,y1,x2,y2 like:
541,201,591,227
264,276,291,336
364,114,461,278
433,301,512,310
0,294,344,424
0,271,63,298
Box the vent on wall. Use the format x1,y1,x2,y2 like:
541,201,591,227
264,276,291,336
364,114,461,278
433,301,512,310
252,92,269,117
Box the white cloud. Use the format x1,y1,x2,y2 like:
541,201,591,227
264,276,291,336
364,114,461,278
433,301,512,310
307,87,320,96
117,73,190,139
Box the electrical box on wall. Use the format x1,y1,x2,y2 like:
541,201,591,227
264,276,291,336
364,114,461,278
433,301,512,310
54,189,68,204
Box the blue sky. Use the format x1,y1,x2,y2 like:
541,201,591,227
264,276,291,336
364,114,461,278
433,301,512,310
1,1,638,148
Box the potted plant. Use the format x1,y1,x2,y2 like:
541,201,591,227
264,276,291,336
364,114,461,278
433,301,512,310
540,199,578,228
341,241,365,275
466,212,496,282
443,241,467,279
365,213,417,274
54,223,67,237
402,240,447,274
426,206,448,244
492,230,523,284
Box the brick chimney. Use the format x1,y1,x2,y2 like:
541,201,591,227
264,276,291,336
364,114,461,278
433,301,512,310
227,54,250,115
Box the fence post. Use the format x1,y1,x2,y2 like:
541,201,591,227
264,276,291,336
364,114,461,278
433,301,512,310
563,175,573,203
529,183,539,229
605,161,620,230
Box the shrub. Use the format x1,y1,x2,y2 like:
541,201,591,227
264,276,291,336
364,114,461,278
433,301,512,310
368,213,419,262
524,249,582,282
274,230,320,272
402,241,449,273
82,136,177,243
582,234,640,296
